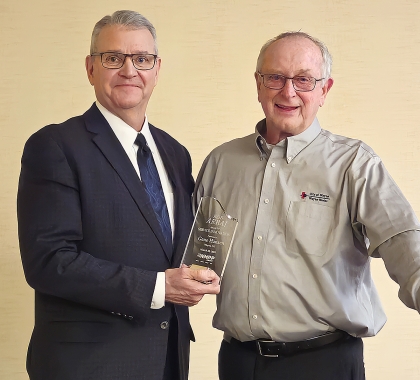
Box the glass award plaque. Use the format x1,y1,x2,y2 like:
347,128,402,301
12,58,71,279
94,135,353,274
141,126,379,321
181,196,238,280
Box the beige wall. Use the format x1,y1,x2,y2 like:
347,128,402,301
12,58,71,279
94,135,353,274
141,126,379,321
2,0,420,379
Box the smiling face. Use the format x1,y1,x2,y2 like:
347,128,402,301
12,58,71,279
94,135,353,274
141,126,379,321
255,36,333,144
85,25,160,126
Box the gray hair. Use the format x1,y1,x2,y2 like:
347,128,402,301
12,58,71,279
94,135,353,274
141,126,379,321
90,10,158,55
256,32,332,82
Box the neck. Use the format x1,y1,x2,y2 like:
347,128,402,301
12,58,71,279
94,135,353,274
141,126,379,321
263,129,291,145
112,107,146,132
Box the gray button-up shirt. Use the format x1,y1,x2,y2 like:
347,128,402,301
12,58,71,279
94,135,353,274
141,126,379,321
195,118,420,342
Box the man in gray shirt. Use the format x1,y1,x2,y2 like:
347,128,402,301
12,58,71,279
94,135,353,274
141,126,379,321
195,31,420,380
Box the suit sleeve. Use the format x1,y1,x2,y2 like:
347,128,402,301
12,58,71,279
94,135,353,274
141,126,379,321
17,128,156,323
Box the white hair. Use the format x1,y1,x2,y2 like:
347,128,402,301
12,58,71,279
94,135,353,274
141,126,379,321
90,10,158,55
256,31,332,82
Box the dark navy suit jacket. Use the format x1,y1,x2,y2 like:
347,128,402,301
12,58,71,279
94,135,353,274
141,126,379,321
17,104,195,380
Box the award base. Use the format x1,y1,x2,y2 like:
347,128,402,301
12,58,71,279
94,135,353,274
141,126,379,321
190,264,209,271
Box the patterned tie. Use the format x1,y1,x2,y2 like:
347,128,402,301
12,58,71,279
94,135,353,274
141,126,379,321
135,133,172,247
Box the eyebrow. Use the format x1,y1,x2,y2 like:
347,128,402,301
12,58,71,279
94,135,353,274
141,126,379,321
266,69,317,77
102,50,154,55
295,69,315,75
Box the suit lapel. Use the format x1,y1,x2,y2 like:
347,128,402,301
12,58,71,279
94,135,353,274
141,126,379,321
83,105,171,259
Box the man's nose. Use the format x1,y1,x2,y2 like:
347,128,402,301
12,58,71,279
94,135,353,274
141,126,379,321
281,78,296,96
119,56,137,77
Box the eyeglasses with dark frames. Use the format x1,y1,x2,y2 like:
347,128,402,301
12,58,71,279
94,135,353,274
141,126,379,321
257,72,324,92
90,52,158,70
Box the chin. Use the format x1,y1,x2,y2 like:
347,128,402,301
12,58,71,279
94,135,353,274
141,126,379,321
276,121,299,132
114,98,144,109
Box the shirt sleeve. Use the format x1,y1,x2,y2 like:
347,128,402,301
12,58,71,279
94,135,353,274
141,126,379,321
375,231,420,311
349,148,420,312
349,149,420,255
151,272,165,309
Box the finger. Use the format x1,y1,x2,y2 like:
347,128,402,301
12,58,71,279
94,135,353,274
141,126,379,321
194,269,220,282
194,281,220,295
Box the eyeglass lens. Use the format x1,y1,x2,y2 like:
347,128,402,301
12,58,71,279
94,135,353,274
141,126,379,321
262,74,316,91
101,53,156,70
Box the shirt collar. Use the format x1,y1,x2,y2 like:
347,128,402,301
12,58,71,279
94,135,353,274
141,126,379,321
254,118,321,163
254,120,271,160
95,101,154,152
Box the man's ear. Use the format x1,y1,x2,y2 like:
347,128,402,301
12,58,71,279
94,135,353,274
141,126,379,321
153,57,162,86
319,77,334,107
255,72,262,103
85,55,95,85
255,72,262,90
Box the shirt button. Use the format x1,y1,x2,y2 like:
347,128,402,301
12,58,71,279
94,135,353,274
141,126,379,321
264,199,269,204
252,274,258,279
160,321,169,329
257,236,262,241
252,315,258,319
271,162,276,167
288,156,293,161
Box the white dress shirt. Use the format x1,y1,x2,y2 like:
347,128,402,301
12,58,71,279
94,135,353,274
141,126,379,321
96,101,169,309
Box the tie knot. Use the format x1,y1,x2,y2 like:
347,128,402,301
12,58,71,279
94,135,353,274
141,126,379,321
135,133,151,154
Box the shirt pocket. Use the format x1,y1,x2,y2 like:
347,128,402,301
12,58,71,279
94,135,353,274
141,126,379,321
285,201,334,256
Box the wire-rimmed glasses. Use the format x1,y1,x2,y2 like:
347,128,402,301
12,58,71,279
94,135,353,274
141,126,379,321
257,72,324,92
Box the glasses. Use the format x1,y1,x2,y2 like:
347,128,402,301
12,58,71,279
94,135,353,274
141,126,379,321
90,52,158,70
257,72,324,92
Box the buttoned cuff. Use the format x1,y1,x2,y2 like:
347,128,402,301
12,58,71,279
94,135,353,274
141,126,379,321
151,272,165,309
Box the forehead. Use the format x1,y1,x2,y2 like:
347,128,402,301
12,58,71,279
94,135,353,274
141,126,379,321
95,25,155,52
261,36,323,75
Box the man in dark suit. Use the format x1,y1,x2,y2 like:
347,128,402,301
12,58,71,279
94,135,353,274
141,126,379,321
17,10,220,380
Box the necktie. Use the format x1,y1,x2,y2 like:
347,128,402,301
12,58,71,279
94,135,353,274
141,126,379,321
135,133,172,247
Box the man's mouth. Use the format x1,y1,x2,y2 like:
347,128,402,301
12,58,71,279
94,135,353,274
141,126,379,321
275,104,298,111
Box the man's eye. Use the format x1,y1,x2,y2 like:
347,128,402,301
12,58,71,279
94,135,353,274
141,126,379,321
295,76,311,84
134,56,149,64
105,55,122,64
268,74,283,81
